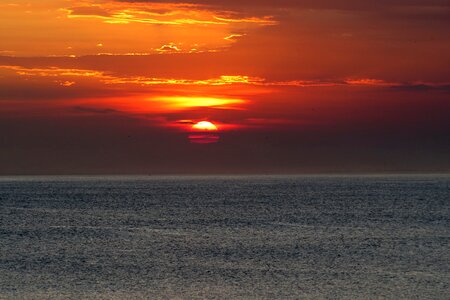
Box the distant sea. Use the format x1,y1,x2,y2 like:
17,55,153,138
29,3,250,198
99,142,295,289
1,175,449,299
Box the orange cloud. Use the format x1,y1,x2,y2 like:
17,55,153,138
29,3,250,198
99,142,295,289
344,79,396,86
213,15,277,25
3,65,449,91
1,66,103,78
1,65,264,86
65,1,277,26
224,33,246,41
0,1,276,56
103,75,265,86
156,43,181,53
58,81,76,87
148,96,246,110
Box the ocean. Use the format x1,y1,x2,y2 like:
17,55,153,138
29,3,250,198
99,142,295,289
0,175,449,299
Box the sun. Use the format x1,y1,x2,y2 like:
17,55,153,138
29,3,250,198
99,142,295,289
192,121,218,131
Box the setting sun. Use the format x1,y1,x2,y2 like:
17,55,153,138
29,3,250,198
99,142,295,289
192,121,218,131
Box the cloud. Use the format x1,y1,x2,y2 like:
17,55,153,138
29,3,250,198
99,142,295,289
65,1,277,26
66,6,111,17
390,83,450,91
115,0,449,11
103,75,265,86
224,33,245,41
156,43,181,53
0,65,103,78
148,96,246,110
2,65,449,91
73,106,119,114
58,81,76,87
0,65,264,86
175,119,195,124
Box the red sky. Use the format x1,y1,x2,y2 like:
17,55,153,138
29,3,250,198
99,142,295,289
0,0,449,174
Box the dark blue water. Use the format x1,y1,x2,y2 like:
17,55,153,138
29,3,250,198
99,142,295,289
1,175,449,299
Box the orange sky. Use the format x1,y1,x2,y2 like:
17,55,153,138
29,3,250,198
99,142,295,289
0,0,449,174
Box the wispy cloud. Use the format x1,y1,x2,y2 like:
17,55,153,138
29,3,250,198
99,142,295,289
224,33,246,41
64,1,277,26
156,43,181,53
1,65,262,86
2,65,449,90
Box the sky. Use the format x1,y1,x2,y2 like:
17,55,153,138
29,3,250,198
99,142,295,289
0,0,449,174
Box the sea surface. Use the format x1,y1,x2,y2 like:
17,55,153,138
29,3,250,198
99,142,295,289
0,175,449,299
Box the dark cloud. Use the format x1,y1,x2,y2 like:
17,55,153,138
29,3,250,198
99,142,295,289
116,0,450,11
175,120,195,124
0,83,112,101
73,106,120,114
68,6,111,17
390,84,450,91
